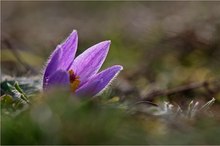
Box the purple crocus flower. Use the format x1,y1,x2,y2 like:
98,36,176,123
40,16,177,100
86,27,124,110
43,30,123,97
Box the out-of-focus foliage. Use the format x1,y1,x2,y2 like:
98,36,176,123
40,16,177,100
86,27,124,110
1,77,220,145
1,81,29,116
1,76,40,116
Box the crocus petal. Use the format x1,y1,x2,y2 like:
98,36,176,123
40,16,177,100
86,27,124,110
43,30,78,87
57,30,78,70
71,41,111,85
75,65,123,97
44,70,69,89
43,48,62,88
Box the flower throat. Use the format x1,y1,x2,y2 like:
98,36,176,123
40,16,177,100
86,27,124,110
68,70,80,92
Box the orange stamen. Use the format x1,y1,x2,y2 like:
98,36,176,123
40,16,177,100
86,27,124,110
68,70,80,92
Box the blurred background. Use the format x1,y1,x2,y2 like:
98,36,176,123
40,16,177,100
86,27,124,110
2,1,220,144
2,1,220,100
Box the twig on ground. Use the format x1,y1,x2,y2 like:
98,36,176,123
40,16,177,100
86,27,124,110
142,79,220,101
